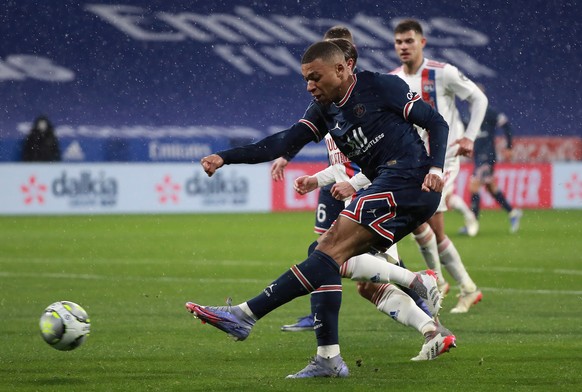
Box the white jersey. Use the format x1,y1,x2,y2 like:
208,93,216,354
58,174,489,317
314,134,368,200
392,58,487,210
391,58,486,164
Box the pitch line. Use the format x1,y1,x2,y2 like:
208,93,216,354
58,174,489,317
0,271,581,296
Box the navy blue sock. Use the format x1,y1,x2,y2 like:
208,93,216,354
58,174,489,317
311,281,342,347
493,191,512,212
471,193,481,218
307,240,318,256
247,250,340,319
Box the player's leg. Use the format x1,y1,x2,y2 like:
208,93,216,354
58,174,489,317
281,184,345,332
486,175,523,233
340,251,441,317
469,164,489,220
448,192,479,237
412,223,449,295
428,212,483,313
356,282,454,360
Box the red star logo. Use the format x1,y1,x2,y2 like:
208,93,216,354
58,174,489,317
155,175,181,204
21,175,48,205
564,172,582,201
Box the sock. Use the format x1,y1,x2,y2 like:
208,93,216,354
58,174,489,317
307,240,318,256
311,278,342,350
317,345,340,359
448,194,475,222
438,236,477,293
471,193,481,218
493,191,513,213
372,284,435,335
339,253,415,287
246,250,340,319
413,225,445,285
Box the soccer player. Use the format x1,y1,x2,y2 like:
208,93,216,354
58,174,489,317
463,84,523,234
271,26,355,239
275,28,432,333
291,136,455,360
187,40,454,378
391,19,488,313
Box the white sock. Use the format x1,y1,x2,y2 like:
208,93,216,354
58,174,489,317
373,284,436,335
317,344,340,359
448,194,475,222
438,237,477,293
340,253,415,287
238,302,257,321
413,225,445,284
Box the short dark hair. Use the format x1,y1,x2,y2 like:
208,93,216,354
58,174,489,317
301,41,344,65
394,19,424,35
326,38,358,66
323,25,354,44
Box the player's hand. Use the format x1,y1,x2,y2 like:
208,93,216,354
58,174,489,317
452,137,474,158
331,181,356,200
200,154,224,177
502,148,513,162
422,173,444,193
294,175,318,195
271,157,289,181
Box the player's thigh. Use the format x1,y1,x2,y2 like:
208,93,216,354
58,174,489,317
316,216,377,263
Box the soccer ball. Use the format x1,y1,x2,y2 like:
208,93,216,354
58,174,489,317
39,301,91,351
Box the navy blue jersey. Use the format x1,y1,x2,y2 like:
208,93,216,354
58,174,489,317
473,106,512,167
299,72,448,181
218,71,448,182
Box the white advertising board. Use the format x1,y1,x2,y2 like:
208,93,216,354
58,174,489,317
0,163,271,214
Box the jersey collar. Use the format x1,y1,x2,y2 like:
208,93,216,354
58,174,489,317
335,74,357,108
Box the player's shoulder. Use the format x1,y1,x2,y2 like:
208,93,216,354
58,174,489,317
388,66,403,75
425,59,448,69
359,70,405,86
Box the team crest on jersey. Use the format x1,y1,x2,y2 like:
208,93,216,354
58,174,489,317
423,80,435,92
353,103,366,118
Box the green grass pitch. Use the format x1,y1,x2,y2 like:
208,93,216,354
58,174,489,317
0,209,581,391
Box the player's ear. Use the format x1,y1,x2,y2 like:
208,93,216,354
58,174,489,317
336,63,345,77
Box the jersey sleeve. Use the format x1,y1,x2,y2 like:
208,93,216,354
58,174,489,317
218,101,328,165
497,113,513,148
375,74,450,169
442,64,488,141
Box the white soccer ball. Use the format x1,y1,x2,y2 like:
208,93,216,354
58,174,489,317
39,301,91,351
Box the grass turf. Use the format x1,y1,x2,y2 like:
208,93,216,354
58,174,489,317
0,209,581,391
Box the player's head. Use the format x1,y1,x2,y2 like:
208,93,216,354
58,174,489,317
323,25,354,44
326,38,358,71
393,19,426,67
301,41,350,105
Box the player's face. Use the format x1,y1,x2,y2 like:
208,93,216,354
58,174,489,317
301,58,344,105
394,30,425,65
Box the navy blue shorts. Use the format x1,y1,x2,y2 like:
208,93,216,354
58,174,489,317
313,183,345,234
340,168,441,249
473,161,495,184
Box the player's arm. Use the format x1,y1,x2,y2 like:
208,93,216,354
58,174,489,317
498,112,513,161
444,65,488,156
404,94,449,172
200,124,313,176
202,103,327,177
347,172,371,192
377,75,449,171
294,165,336,196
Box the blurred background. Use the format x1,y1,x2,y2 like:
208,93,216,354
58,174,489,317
1,0,580,214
